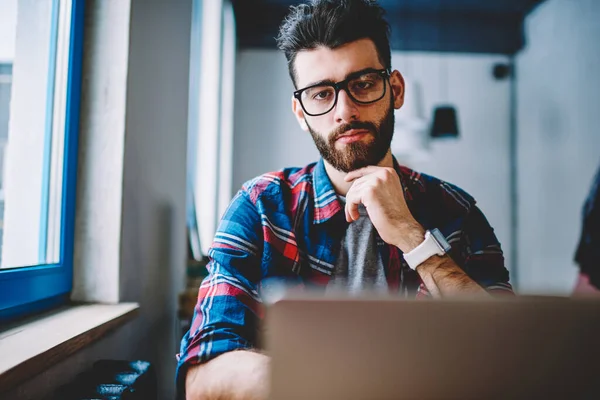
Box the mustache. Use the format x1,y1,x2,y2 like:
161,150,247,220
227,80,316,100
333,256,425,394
330,121,378,141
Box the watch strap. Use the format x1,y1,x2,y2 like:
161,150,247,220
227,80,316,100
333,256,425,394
403,229,448,270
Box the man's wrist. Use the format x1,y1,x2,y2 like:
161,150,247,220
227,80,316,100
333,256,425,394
414,255,447,276
394,221,426,253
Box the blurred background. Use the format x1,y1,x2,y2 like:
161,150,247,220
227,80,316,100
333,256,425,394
189,0,600,296
0,0,598,399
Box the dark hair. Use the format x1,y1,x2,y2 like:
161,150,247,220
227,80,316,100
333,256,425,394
276,0,392,88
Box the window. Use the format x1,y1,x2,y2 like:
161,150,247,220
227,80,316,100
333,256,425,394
187,0,236,259
218,1,236,222
0,0,85,322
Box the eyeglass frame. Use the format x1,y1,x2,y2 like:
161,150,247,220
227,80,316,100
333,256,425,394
293,68,391,117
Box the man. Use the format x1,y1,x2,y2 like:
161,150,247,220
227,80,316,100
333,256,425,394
178,1,512,398
573,164,600,294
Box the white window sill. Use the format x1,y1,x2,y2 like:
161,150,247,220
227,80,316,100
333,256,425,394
0,303,139,393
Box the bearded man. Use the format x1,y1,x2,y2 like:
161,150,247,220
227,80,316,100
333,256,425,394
178,1,513,399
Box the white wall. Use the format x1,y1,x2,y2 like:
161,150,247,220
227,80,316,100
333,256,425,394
232,50,514,273
72,0,130,303
119,0,190,396
391,53,512,274
232,50,319,192
516,0,600,294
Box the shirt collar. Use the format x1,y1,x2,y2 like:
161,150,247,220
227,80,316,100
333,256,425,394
311,157,417,225
312,159,342,224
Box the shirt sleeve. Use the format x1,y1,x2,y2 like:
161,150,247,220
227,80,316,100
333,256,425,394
461,205,514,295
575,166,600,289
176,190,265,394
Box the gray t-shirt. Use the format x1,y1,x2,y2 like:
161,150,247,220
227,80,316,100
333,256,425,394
327,198,388,294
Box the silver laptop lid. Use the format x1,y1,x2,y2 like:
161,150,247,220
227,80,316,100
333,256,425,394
264,296,600,400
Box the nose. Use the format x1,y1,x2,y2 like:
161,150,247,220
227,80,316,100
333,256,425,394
334,89,360,123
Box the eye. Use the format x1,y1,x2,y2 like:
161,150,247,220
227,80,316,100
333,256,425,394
354,81,374,90
312,90,333,101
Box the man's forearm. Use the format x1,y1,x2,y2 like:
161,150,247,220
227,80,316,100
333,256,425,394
416,255,487,298
393,222,487,298
186,350,270,400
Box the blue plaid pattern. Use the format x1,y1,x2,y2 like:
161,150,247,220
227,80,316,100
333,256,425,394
176,158,513,389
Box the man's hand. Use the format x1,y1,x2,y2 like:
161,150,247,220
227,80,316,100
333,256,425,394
345,166,487,298
186,350,270,400
344,166,424,252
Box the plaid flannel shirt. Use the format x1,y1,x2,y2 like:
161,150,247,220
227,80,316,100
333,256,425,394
176,158,513,388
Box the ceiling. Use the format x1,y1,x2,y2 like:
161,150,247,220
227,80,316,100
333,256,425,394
231,0,546,54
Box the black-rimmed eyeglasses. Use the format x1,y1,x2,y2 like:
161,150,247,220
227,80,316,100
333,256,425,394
293,68,390,117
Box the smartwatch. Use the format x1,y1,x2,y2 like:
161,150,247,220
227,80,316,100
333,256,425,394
403,228,451,270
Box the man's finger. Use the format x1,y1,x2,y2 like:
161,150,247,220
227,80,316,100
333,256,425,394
345,202,360,222
344,166,381,182
345,186,362,222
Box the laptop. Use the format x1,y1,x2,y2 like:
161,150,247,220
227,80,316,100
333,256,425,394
263,295,600,400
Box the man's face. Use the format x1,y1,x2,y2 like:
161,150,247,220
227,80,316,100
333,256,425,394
292,39,405,172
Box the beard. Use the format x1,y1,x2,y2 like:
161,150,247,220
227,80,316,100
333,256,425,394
307,102,395,173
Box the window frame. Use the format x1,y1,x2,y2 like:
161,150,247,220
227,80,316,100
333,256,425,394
0,0,85,322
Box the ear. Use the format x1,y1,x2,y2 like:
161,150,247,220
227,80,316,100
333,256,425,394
292,96,309,131
389,70,405,110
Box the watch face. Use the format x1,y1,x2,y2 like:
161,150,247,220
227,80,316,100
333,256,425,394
431,228,452,253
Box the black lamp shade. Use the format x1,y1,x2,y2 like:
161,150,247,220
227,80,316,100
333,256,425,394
430,105,459,138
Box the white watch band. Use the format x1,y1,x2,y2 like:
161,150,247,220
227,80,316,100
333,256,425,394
403,230,445,270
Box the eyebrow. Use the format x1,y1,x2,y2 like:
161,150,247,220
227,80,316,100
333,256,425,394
302,67,381,89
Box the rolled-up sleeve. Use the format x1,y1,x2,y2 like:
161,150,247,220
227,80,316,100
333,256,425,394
176,190,264,391
461,205,514,295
